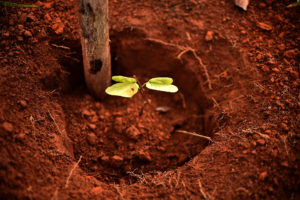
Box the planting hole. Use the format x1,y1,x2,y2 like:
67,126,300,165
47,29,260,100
64,29,217,184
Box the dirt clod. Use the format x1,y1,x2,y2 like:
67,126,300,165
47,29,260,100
138,151,152,162
2,122,14,133
24,30,33,37
205,31,214,42
125,125,140,140
257,139,266,145
15,133,26,141
257,22,273,31
272,67,280,73
90,186,103,196
19,100,27,108
52,23,64,34
258,2,267,8
111,155,124,168
88,123,97,130
259,171,268,181
280,123,289,132
87,133,98,146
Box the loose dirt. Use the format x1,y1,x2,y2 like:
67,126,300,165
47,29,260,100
0,0,299,199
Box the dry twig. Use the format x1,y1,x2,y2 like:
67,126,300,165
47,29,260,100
146,38,212,90
179,92,187,109
176,130,213,142
211,97,220,108
198,179,208,199
51,188,59,200
48,110,64,135
51,43,71,50
65,156,82,188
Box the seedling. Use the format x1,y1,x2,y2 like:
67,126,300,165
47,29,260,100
105,76,178,98
0,1,39,7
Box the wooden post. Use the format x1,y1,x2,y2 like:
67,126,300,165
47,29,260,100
78,0,111,99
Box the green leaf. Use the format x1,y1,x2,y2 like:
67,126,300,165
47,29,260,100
146,82,178,93
146,77,178,93
112,75,136,83
105,82,139,98
148,77,173,85
0,1,39,7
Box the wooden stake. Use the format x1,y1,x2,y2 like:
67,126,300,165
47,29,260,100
78,0,111,99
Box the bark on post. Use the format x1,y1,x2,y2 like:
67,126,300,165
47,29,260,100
78,0,111,99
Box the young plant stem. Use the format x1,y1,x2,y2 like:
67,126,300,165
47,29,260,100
133,76,153,116
139,100,147,116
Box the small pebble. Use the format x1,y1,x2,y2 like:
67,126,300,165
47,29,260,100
90,186,103,195
111,155,123,167
257,22,273,31
3,31,10,37
2,122,14,133
19,100,27,108
289,70,298,79
280,123,289,132
205,31,214,42
17,24,24,30
44,13,52,22
17,36,24,41
88,123,96,130
259,171,268,181
281,161,289,167
138,151,152,162
51,23,64,35
23,30,32,37
272,67,280,73
258,2,267,8
257,139,266,145
100,155,109,163
261,66,270,72
125,125,140,140
87,133,97,145
264,130,272,134
15,133,25,141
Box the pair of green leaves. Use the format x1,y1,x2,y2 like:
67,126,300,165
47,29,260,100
0,1,39,7
105,76,178,98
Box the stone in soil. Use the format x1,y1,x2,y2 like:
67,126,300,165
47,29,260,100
87,133,98,146
138,151,152,162
259,171,268,181
205,31,214,42
125,125,141,140
24,30,33,37
90,186,103,195
111,155,124,167
15,133,26,141
88,123,96,130
256,139,266,145
19,100,27,108
2,122,14,133
257,22,273,31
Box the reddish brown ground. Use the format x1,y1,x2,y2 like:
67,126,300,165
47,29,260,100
0,0,299,199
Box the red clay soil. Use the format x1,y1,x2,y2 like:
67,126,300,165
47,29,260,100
0,0,299,199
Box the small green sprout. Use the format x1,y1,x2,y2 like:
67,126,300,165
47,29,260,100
105,76,178,98
0,1,39,8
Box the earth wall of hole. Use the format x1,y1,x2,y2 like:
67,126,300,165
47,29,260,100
60,28,216,184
